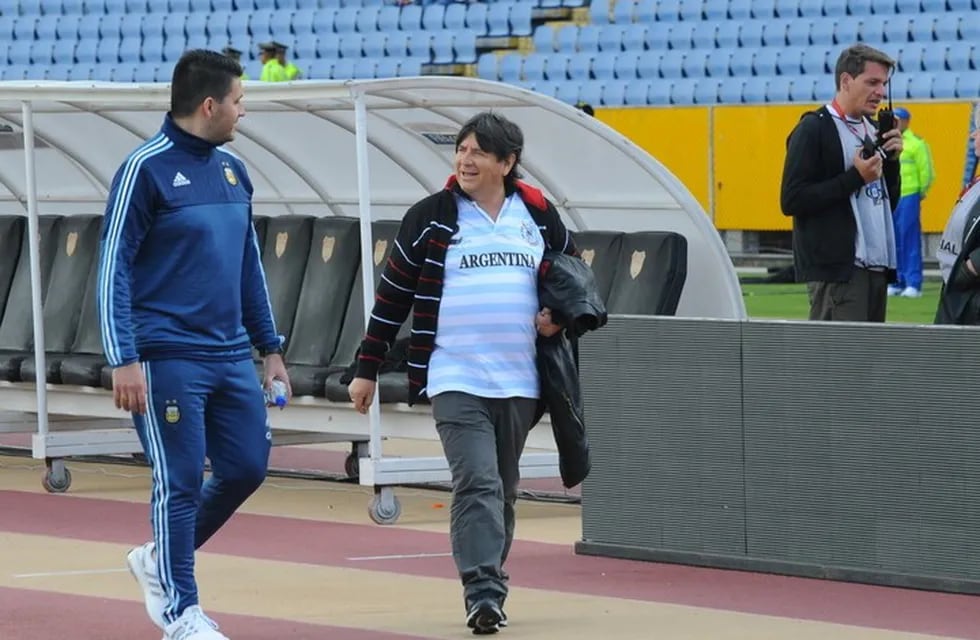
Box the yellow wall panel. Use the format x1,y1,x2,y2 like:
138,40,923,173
597,107,711,214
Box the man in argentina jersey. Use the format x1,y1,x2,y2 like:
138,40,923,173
97,50,290,640
349,113,576,635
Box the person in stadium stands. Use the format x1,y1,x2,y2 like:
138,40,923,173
780,43,903,322
98,49,290,640
221,46,248,80
887,106,934,299
347,112,576,635
274,42,302,80
935,104,980,324
258,41,286,82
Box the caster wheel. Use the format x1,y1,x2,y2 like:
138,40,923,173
42,465,71,493
368,492,402,525
344,452,360,480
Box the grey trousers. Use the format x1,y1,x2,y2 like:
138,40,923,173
431,391,537,606
807,268,888,322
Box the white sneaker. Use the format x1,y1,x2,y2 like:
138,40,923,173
127,542,168,629
900,287,922,298
163,605,229,640
887,285,903,296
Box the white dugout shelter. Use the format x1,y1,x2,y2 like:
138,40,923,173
0,77,745,522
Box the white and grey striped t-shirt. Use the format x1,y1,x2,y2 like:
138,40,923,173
426,192,544,400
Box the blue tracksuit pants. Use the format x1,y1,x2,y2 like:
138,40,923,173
132,358,270,624
893,193,923,291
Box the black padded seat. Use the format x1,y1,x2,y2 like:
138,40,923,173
252,214,269,252
59,240,112,387
0,215,63,381
0,215,25,321
606,231,688,316
321,220,409,403
323,369,411,404
285,216,361,397
20,215,103,383
571,230,624,304
260,215,315,351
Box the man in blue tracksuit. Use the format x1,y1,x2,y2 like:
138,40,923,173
97,50,291,640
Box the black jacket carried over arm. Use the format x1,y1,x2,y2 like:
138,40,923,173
535,251,607,489
780,106,901,283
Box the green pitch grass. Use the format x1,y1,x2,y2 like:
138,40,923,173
740,281,941,324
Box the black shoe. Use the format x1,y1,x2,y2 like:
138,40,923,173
466,599,502,635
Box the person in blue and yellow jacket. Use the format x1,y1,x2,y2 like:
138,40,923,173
888,106,935,298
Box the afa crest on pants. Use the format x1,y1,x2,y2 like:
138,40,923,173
164,399,180,424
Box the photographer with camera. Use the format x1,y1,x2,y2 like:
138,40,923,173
781,44,903,322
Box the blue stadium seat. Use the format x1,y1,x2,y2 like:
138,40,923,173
670,78,697,104
444,3,466,30
372,6,396,32
776,47,804,74
835,20,859,44
125,0,147,12
361,31,385,57
249,10,273,39
207,12,230,38
522,52,546,80
754,0,776,16
332,58,355,79
754,48,778,75
356,6,379,32
592,51,616,78
143,36,165,62
799,0,822,15
119,14,141,39
332,7,358,33
718,77,744,102
906,72,933,98
909,13,935,42
34,41,55,65
7,41,33,65
679,0,703,19
704,0,727,19
43,63,71,79
290,8,313,34
82,0,104,12
75,39,97,63
810,17,835,44
727,0,751,18
947,42,973,71
96,38,119,64
790,76,817,101
55,16,78,40
947,0,972,8
869,0,896,12
650,0,677,21
578,25,600,51
110,63,136,82
767,76,792,101
578,80,603,105
636,52,658,78
544,53,569,80
51,39,75,63
919,0,943,9
706,49,731,76
644,23,670,49
600,80,629,107
421,4,444,31
715,20,739,47
659,50,685,77
729,48,753,76
962,13,980,41
932,74,956,98
90,65,114,81
476,53,497,79
694,78,720,103
590,0,611,23
898,43,925,71
683,49,708,77
623,24,646,50
407,31,431,58
555,25,577,52
170,0,192,11
35,15,57,41
2,64,31,81
353,58,376,78
859,15,886,42
163,36,187,61
162,13,186,39
510,3,533,37
668,23,695,48
921,43,946,71
762,20,789,46
739,21,764,47
567,52,592,80
270,10,292,37
613,51,639,78
465,4,488,36
399,5,422,31
786,20,811,45
535,25,556,51
308,58,331,78
317,33,340,57
623,79,649,105
894,0,920,11
375,57,399,78
293,33,317,59
647,79,670,103
934,14,960,41
882,16,910,43
847,0,873,13
956,71,980,98
556,82,580,104
431,31,454,64
14,17,37,41
691,22,718,49
801,46,829,74
396,56,422,76
147,0,167,10
612,0,634,23
339,33,362,57
775,0,800,16
119,36,141,62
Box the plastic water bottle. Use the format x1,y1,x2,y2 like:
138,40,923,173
264,379,288,409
